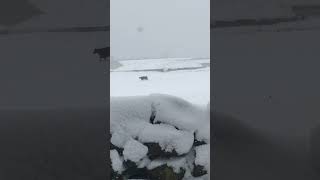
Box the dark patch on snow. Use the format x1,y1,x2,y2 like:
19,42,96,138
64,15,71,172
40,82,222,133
192,164,207,177
193,132,207,146
150,103,157,124
110,143,124,156
144,143,180,160
139,76,148,80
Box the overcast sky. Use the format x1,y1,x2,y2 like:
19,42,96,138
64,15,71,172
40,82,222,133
111,0,210,60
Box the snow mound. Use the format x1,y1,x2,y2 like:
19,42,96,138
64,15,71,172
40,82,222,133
138,123,194,155
111,94,210,147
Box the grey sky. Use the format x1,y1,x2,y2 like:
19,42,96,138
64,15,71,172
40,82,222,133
111,0,210,60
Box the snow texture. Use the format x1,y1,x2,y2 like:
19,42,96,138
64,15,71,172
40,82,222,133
111,94,210,149
123,139,148,163
195,144,210,171
110,150,124,173
111,58,210,106
112,58,208,72
110,58,210,179
138,123,194,154
110,94,210,178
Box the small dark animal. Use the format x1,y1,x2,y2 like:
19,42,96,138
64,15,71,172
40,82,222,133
93,47,110,61
139,76,148,80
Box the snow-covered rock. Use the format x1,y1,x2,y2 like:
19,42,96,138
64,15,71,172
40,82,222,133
123,139,148,163
110,94,210,179
110,150,124,173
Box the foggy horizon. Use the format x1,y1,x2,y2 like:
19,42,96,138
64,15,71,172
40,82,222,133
110,0,210,60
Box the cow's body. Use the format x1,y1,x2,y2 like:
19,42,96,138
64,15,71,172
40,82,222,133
93,47,110,61
139,76,148,80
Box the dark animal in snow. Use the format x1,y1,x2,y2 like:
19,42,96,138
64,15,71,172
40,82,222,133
93,47,110,61
139,76,148,80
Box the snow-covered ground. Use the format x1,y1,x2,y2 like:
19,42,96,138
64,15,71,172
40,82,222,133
111,58,210,106
110,58,210,179
112,58,209,72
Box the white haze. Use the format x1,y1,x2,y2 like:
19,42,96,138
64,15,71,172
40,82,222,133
110,0,210,60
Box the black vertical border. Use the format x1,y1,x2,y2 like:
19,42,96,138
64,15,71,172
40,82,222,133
210,0,214,179
106,0,111,179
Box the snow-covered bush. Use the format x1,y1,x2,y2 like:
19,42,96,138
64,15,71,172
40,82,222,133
110,94,210,180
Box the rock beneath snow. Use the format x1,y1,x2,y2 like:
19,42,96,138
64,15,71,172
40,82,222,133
111,170,124,180
194,144,210,171
122,161,149,179
192,144,210,177
192,164,207,177
111,143,124,156
110,150,124,174
138,123,194,156
110,94,210,179
144,142,179,160
148,165,185,180
193,135,207,147
110,150,125,180
123,139,148,163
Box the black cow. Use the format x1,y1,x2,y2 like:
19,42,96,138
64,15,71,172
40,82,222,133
93,47,110,61
139,76,148,80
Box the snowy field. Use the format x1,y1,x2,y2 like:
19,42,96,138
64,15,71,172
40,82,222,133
110,58,210,179
111,58,210,106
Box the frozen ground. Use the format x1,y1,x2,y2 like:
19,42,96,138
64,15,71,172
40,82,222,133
110,58,210,106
